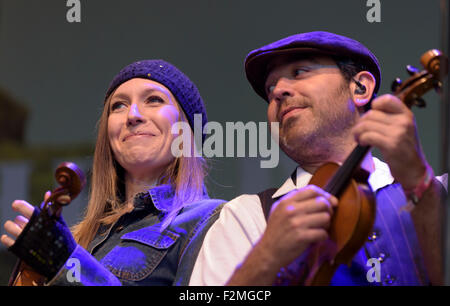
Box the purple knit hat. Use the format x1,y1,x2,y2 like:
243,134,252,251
245,31,381,101
105,59,207,137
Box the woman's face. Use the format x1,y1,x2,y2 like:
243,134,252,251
107,78,180,180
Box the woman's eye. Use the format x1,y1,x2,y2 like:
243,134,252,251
111,101,126,111
146,95,165,104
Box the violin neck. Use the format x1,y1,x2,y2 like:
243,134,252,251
324,144,371,196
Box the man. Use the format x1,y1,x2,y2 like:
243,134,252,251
189,31,447,286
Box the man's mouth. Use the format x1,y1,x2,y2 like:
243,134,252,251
279,106,308,123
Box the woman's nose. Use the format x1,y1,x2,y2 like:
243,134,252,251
127,103,145,126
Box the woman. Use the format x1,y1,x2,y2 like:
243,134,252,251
1,59,224,285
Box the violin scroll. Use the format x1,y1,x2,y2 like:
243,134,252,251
420,49,447,77
392,49,448,109
54,162,86,203
43,162,86,215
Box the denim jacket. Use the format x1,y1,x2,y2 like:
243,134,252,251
47,184,225,286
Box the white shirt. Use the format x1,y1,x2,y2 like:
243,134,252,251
189,157,398,285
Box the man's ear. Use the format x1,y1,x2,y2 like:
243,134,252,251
350,71,376,107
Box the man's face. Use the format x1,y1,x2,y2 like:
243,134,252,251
265,55,358,163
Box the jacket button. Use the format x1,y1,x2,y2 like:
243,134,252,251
377,252,388,263
368,231,380,241
384,274,396,285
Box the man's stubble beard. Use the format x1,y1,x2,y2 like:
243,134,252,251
279,82,359,168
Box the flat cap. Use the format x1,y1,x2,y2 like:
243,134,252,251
244,31,381,101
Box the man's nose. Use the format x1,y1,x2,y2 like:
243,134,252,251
127,103,145,126
271,78,295,103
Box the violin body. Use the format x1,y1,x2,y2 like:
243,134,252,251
299,162,376,285
9,262,46,286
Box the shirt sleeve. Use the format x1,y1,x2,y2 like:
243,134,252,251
188,194,266,285
46,244,122,286
436,173,448,192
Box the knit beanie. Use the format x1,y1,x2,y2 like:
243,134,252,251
105,59,207,138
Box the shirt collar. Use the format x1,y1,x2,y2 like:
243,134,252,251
133,184,175,213
272,156,394,199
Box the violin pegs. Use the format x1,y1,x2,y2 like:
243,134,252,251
406,65,420,76
391,78,402,92
414,97,427,108
433,80,443,91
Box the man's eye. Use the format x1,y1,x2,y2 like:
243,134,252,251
294,68,310,77
267,85,276,94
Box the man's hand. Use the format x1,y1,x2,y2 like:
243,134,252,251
353,94,446,284
227,185,337,285
257,185,337,269
352,94,428,190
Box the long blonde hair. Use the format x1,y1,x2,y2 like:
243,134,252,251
72,92,207,249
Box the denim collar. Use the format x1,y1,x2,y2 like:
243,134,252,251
133,184,175,213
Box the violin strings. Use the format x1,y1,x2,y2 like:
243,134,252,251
325,145,371,196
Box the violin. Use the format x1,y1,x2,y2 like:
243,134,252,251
8,162,86,286
294,49,448,285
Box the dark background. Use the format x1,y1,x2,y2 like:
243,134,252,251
0,0,447,285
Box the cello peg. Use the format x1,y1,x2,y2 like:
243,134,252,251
391,78,402,92
406,65,420,76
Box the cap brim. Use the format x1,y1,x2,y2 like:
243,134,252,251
245,46,380,102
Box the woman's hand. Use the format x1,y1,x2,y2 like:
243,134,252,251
1,191,51,248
